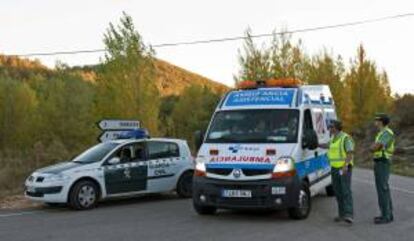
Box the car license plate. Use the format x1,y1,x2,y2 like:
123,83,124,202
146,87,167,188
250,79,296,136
26,186,36,193
222,189,252,198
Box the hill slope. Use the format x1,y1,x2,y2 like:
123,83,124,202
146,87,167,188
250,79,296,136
0,55,230,96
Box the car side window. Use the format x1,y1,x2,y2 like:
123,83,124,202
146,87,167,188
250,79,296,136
147,141,180,159
132,142,146,162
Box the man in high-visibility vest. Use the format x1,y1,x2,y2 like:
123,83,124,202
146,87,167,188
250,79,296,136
370,113,395,224
320,120,354,224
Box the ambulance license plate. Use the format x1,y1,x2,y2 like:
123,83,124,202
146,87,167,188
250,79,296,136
221,189,252,198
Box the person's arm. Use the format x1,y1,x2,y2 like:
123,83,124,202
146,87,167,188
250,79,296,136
318,143,329,149
370,131,391,152
342,136,354,173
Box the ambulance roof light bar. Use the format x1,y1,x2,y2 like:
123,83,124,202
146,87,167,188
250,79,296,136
237,78,303,90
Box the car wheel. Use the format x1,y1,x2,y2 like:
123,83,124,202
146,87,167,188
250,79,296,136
177,171,193,198
193,199,217,215
69,180,99,210
325,184,335,197
288,182,311,220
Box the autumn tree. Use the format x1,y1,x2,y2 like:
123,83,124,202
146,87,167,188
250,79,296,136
171,85,221,151
95,12,160,134
345,45,393,129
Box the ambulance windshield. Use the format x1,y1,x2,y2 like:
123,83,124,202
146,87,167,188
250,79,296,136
205,109,299,144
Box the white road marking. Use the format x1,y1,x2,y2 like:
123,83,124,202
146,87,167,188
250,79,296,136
354,177,414,195
0,210,44,218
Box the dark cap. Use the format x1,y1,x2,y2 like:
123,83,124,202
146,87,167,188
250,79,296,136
374,113,390,125
328,120,343,131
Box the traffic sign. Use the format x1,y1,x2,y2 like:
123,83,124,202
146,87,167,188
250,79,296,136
97,119,140,130
98,130,132,142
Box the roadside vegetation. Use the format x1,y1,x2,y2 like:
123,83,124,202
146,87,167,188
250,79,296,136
0,13,412,198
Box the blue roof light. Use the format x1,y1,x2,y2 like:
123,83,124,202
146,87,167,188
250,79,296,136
118,128,150,140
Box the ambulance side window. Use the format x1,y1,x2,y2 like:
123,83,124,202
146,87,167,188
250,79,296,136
304,109,314,131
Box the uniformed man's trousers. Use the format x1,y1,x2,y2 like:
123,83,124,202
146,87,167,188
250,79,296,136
331,166,354,218
374,157,393,221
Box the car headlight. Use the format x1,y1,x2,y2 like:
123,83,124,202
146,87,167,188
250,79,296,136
195,156,207,177
272,156,296,179
42,174,71,183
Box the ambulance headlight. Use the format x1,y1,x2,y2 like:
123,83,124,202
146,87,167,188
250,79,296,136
272,156,296,179
195,156,207,177
42,173,71,183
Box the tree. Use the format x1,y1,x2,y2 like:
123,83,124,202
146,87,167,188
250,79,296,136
235,29,309,83
306,52,353,130
345,45,393,129
95,12,160,135
171,85,221,151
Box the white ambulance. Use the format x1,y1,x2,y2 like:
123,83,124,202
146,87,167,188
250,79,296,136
192,79,336,219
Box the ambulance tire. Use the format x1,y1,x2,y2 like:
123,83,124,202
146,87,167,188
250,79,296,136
288,182,311,220
325,184,335,197
69,180,99,210
177,171,193,198
193,201,217,215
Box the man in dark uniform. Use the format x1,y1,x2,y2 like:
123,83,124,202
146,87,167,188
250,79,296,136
319,120,354,224
370,113,395,224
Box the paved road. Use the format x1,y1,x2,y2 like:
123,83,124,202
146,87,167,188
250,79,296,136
1,168,413,241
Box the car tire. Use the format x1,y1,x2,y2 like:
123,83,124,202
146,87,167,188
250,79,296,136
69,180,99,210
325,184,335,197
193,200,217,215
288,182,311,220
176,171,193,198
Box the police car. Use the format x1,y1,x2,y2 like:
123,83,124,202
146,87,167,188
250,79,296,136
25,136,194,210
193,79,336,219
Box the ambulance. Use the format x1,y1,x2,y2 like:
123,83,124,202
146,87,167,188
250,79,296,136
192,79,336,219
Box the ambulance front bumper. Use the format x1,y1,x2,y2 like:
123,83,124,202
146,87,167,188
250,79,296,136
193,176,301,210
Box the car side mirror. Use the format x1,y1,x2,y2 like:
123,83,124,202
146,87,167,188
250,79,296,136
302,129,319,150
107,157,121,165
194,130,204,151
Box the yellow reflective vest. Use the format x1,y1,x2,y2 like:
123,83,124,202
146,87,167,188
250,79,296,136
327,132,354,168
374,127,395,159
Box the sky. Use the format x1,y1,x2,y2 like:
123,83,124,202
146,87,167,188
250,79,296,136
1,0,413,94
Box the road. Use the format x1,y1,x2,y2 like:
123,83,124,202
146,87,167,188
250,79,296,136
1,168,413,241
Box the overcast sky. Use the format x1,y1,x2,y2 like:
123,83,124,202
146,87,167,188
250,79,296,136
1,0,413,94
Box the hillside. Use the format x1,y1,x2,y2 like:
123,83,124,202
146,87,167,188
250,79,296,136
0,55,229,96
154,59,229,96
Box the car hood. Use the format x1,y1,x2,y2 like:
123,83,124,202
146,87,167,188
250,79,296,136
36,161,83,175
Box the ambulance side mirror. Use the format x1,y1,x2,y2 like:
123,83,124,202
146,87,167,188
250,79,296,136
194,130,204,151
302,129,319,150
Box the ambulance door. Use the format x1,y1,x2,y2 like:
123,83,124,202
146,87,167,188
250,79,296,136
301,108,319,184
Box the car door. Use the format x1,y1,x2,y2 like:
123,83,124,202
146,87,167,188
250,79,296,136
146,141,180,192
104,142,148,195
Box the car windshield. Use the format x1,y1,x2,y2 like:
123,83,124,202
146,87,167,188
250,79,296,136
72,142,119,164
205,109,299,144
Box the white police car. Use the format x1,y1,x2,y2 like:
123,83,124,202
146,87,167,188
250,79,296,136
25,138,194,210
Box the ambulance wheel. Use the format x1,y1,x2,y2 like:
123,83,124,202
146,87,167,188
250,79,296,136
288,182,311,220
325,184,335,197
193,201,217,215
177,171,193,198
69,180,98,210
